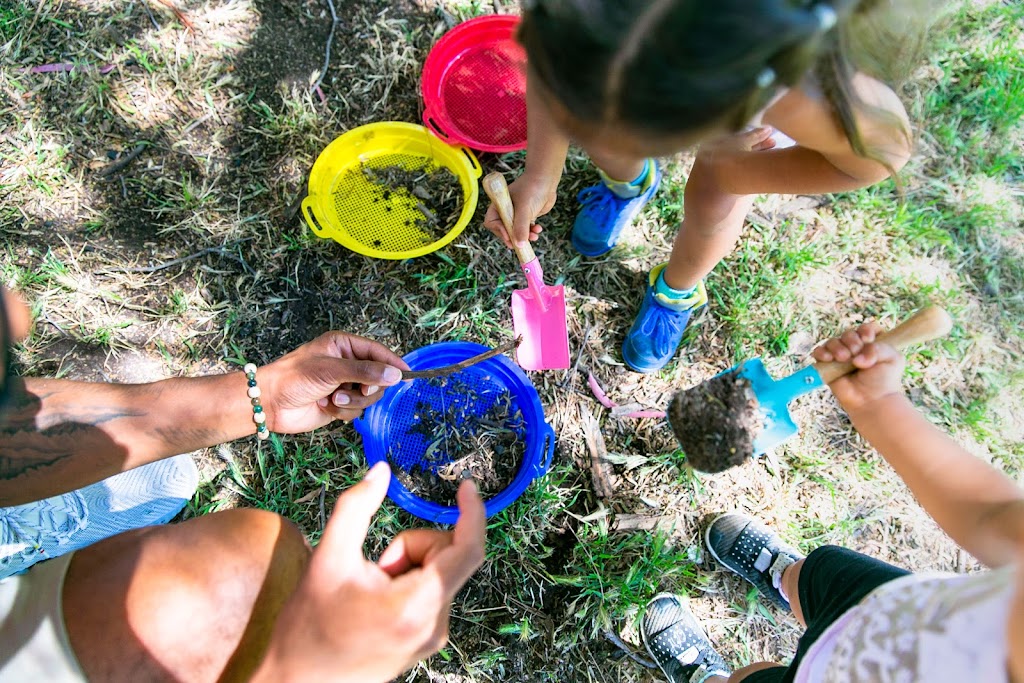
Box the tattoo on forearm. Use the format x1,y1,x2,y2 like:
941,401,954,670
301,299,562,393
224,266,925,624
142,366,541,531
1,387,144,483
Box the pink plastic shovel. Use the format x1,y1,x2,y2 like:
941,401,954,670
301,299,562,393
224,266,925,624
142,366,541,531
483,172,570,371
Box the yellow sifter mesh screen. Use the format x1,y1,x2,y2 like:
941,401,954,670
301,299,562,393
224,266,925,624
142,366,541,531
329,153,463,254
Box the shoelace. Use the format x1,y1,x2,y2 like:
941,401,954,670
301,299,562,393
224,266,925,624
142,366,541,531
641,299,687,351
755,546,796,597
577,185,626,222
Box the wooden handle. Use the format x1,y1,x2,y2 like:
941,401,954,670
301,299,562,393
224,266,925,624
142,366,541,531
813,305,953,384
482,172,536,265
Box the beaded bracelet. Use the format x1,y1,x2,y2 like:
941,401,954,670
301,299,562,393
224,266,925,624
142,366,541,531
244,363,269,441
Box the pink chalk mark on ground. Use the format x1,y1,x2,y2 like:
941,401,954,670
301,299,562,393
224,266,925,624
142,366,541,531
27,62,116,74
587,372,666,419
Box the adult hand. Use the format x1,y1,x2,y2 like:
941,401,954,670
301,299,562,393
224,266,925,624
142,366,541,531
260,332,409,432
812,322,906,413
482,172,558,248
254,463,487,683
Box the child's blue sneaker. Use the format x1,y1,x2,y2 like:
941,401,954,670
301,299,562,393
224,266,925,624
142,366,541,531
0,454,199,579
622,265,707,373
571,161,661,257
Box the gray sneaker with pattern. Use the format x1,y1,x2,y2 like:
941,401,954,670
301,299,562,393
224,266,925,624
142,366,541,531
641,593,730,683
705,513,804,611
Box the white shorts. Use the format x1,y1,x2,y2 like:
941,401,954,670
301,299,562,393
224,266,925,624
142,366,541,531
0,553,87,682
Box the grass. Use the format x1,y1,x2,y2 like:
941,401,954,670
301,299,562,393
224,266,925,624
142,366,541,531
2,0,1022,680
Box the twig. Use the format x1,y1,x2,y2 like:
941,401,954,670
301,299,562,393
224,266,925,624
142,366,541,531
602,630,656,669
402,337,522,380
102,241,252,274
558,322,591,388
611,513,673,533
41,311,71,338
155,0,195,32
311,0,339,95
140,0,161,29
580,405,615,499
97,142,147,178
317,484,326,531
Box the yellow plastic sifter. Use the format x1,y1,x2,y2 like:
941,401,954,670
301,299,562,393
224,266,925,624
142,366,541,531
302,122,482,259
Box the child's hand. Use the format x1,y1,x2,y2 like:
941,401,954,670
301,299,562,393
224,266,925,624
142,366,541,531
812,322,906,413
702,125,777,155
483,173,557,248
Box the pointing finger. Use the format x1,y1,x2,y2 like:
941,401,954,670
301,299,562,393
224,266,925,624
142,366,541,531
315,462,391,567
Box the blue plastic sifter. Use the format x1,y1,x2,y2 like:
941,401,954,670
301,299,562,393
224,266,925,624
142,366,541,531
354,341,555,524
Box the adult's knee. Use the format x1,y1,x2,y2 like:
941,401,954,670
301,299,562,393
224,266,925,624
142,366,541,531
187,508,310,606
65,508,311,682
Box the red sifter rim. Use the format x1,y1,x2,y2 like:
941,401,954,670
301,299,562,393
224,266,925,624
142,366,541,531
421,15,528,154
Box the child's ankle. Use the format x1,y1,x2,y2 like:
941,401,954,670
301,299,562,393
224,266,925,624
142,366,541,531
598,159,654,199
652,269,707,312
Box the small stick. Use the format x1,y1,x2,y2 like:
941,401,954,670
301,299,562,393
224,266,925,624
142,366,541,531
140,0,161,29
97,142,146,178
311,0,339,95
155,0,195,32
581,405,615,499
602,630,657,669
402,337,522,380
102,240,253,273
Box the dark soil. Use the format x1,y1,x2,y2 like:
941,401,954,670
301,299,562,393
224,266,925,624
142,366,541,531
389,375,526,506
235,0,330,104
668,369,763,473
360,163,463,244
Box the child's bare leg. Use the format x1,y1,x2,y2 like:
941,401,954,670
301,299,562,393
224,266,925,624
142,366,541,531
708,561,805,682
585,147,646,184
663,152,753,291
728,663,787,681
781,558,807,626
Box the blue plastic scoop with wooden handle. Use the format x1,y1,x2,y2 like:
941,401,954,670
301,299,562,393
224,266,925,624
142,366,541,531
739,305,953,455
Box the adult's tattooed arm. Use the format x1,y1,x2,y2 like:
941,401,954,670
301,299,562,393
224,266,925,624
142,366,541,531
0,332,407,506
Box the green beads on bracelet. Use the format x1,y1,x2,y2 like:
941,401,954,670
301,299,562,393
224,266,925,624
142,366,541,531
244,363,270,441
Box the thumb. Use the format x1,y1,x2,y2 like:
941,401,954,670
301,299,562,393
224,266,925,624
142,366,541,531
853,340,900,370
742,125,773,147
315,462,391,567
306,357,404,392
484,204,515,249
511,208,534,246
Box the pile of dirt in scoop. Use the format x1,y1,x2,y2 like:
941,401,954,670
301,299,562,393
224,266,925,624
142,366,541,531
388,375,526,507
667,369,763,473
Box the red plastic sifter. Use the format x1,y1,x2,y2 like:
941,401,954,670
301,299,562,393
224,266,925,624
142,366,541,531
421,15,528,153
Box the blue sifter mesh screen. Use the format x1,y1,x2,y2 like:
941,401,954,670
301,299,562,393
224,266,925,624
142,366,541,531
385,367,526,473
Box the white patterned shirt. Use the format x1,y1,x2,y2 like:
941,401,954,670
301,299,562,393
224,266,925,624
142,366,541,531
795,566,1015,682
